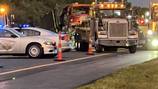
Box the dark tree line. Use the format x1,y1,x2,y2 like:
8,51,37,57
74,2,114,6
0,0,148,27
8,0,93,26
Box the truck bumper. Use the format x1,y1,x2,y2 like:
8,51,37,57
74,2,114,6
98,39,138,47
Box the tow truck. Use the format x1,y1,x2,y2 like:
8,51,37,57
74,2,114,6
60,3,91,51
60,1,138,53
60,3,91,29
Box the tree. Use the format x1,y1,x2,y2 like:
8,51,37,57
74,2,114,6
3,0,123,26
10,0,68,26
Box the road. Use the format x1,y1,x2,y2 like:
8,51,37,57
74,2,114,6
0,50,158,89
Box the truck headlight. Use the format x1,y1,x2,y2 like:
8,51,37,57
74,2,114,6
128,30,138,38
98,31,107,35
129,30,137,35
147,30,153,35
152,39,158,47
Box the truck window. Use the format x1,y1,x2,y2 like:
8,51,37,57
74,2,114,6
72,7,89,15
99,10,125,18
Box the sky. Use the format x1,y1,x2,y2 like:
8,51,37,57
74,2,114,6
128,0,158,7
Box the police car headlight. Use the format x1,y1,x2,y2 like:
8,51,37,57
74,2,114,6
44,41,56,46
44,41,52,45
147,30,153,35
152,39,158,47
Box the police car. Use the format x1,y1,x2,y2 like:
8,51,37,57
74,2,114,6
0,28,57,58
14,27,71,51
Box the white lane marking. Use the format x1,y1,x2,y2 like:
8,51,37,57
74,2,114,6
0,53,112,76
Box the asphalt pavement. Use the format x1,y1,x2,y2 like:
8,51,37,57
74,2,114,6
0,50,158,89
0,51,89,73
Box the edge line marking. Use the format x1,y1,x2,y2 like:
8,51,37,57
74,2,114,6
0,53,112,76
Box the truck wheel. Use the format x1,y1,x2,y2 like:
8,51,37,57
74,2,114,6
95,44,103,53
129,45,137,53
27,44,43,58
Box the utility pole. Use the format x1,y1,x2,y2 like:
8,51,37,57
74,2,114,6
95,0,98,4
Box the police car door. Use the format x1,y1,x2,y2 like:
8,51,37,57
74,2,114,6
0,29,19,54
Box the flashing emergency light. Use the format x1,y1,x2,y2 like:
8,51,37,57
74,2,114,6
147,30,153,35
0,24,4,32
115,4,118,8
145,19,149,23
120,4,124,8
138,19,145,25
152,22,156,31
98,3,125,9
19,24,30,28
74,2,79,5
111,4,114,8
127,15,132,19
0,24,4,28
152,3,158,7
152,39,158,47
92,2,95,5
100,4,104,8
141,20,144,24
145,11,150,17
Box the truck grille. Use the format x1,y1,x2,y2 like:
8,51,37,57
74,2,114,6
109,23,128,37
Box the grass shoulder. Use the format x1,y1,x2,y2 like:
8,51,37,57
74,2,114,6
77,59,158,89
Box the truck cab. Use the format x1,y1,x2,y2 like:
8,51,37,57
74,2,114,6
94,2,138,53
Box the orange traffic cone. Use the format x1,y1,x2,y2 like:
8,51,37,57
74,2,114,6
87,38,94,55
55,31,64,61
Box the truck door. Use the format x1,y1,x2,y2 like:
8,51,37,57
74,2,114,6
97,19,108,39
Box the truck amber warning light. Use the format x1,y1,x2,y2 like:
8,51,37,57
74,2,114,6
98,3,125,9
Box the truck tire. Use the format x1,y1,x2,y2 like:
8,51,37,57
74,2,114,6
129,45,137,53
95,44,103,53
